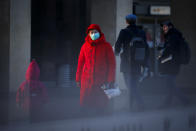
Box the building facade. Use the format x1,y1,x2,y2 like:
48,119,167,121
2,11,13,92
0,0,196,123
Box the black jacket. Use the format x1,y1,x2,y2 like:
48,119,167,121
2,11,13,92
115,24,149,73
158,28,182,75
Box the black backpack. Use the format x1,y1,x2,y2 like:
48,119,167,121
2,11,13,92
128,29,147,65
179,38,191,65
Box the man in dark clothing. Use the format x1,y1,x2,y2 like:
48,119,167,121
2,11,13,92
115,14,149,110
158,21,190,108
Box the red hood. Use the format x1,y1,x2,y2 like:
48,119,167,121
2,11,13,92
86,24,102,34
26,60,40,80
85,24,106,45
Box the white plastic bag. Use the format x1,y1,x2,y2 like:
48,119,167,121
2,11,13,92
101,84,121,99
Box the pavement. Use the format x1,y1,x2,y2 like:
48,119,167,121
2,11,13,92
1,76,196,131
0,84,196,131
1,105,196,131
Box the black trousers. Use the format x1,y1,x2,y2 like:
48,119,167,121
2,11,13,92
123,72,144,108
162,75,189,105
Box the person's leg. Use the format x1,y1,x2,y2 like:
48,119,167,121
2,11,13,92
162,75,175,107
168,75,190,105
123,73,134,109
163,75,189,107
123,72,144,110
130,74,144,109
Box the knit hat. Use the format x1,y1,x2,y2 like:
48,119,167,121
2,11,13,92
125,14,137,21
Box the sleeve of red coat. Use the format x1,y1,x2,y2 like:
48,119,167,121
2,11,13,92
106,43,116,82
76,45,85,82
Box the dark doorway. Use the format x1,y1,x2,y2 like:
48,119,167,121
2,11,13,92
31,0,90,86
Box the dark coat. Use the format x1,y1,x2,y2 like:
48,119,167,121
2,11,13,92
115,24,149,74
76,24,116,108
158,28,182,75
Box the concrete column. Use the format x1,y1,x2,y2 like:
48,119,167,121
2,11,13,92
115,0,132,89
116,0,132,39
91,0,116,45
9,0,31,120
0,0,31,124
0,0,10,125
10,0,31,92
114,0,132,111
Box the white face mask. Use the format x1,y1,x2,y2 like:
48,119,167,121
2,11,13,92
90,32,100,40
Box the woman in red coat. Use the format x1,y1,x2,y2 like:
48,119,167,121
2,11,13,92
76,24,116,109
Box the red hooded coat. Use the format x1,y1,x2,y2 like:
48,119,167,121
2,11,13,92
76,24,116,108
16,60,48,111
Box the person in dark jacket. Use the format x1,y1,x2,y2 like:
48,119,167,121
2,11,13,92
158,21,190,108
115,14,149,111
